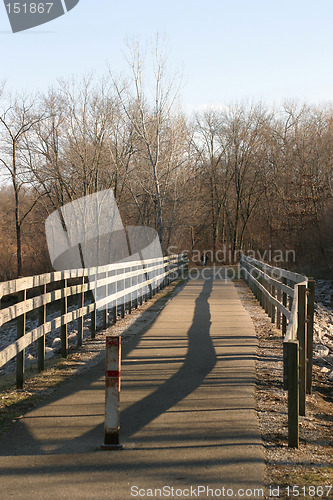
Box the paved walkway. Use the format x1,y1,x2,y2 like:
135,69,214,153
0,277,266,500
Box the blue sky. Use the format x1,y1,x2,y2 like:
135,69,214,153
1,0,333,112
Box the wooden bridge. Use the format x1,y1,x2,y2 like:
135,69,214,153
0,256,315,498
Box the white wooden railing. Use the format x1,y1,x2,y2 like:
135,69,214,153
0,254,188,388
240,254,315,448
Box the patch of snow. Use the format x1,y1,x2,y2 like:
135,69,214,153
313,279,333,380
314,345,330,357
45,347,54,360
0,300,102,376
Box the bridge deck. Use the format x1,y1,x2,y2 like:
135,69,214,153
0,277,265,499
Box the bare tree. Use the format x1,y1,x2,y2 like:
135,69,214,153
110,36,185,247
190,108,234,259
56,75,117,198
221,103,271,256
0,93,45,276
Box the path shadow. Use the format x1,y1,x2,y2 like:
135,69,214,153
120,277,216,439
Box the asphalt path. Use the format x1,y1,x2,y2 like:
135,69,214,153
0,276,266,499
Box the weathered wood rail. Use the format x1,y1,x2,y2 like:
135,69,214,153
240,255,315,448
0,254,188,388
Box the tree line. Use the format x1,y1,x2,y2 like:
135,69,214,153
0,44,332,280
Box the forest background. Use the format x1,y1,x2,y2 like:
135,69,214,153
0,41,332,281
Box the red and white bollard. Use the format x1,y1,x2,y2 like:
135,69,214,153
102,335,122,449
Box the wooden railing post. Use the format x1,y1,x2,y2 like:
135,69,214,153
167,257,172,285
289,280,295,311
167,258,171,285
254,268,259,301
90,310,96,340
61,278,68,357
159,259,162,290
86,272,95,338
134,265,139,309
251,267,256,297
112,269,117,323
264,275,269,315
157,261,161,292
271,284,276,323
107,269,113,324
258,274,263,306
251,272,254,294
276,285,281,330
282,277,288,335
120,268,125,318
287,340,299,448
77,276,84,347
259,272,265,309
283,340,288,390
38,283,46,372
306,279,315,395
128,267,132,315
138,267,143,305
142,267,146,303
16,289,26,389
297,284,307,416
164,260,168,288
151,264,155,297
155,260,158,290
148,263,153,300
102,270,108,328
267,278,272,319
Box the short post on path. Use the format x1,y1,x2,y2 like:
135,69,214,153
102,335,122,450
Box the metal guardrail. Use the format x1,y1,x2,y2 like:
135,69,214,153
240,255,315,448
0,254,188,388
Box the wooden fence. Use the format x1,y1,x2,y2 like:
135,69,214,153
240,255,315,448
0,254,188,389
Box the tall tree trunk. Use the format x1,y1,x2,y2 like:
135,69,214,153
16,216,22,276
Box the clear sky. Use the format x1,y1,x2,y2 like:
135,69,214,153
1,0,333,112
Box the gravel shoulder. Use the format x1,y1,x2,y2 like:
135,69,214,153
234,280,333,499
